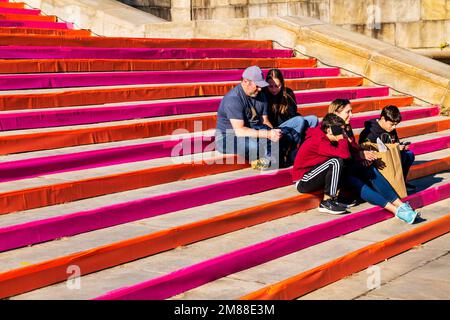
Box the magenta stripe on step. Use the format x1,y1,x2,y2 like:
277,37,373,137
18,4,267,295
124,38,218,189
0,87,389,131
349,106,440,129
410,136,450,154
1,126,447,185
0,99,222,131
0,7,41,15
0,135,214,183
1,118,448,185
93,182,450,300
0,68,340,90
0,20,72,29
0,169,292,252
298,86,389,104
0,46,293,59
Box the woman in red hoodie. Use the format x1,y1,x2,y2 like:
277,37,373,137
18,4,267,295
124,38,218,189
292,113,351,214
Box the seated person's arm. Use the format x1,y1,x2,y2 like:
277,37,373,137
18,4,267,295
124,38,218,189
318,131,351,159
230,119,280,141
262,115,274,129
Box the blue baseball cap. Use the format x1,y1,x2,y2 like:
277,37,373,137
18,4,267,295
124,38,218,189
242,66,269,88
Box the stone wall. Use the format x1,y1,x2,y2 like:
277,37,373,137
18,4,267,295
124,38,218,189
18,0,164,36
116,0,450,50
151,15,450,114
120,0,172,20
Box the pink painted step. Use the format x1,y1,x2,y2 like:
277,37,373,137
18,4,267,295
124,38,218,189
0,129,446,185
349,106,440,128
0,169,292,252
0,87,389,131
94,183,450,300
0,20,72,29
0,131,448,252
0,67,340,90
0,135,214,183
0,46,293,59
0,7,41,15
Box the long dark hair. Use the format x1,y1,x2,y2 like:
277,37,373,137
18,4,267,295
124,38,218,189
265,68,295,117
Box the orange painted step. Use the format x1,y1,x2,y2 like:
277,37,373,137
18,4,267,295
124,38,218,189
240,213,450,300
0,77,362,111
0,34,275,49
300,96,414,117
0,57,316,74
0,26,91,36
0,157,448,299
0,13,57,22
0,2,25,9
0,113,448,156
0,154,246,215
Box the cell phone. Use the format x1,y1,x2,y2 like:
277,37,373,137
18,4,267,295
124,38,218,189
399,141,411,146
330,125,343,136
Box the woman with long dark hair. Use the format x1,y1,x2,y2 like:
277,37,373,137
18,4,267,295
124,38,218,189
264,68,318,166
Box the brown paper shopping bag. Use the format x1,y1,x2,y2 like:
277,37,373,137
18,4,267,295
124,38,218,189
361,141,407,199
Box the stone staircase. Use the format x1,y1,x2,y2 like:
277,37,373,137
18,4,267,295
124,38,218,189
0,0,449,300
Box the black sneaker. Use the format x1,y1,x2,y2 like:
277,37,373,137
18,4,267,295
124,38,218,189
405,182,416,190
335,197,358,209
318,199,347,215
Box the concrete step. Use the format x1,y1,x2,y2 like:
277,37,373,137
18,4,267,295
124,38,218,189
1,107,443,157
172,195,450,300
0,67,341,90
0,106,436,139
0,124,446,221
299,232,450,300
0,45,294,60
6,171,449,300
0,79,366,97
0,123,447,218
0,57,317,74
0,107,438,181
0,96,424,131
0,81,375,112
0,34,275,49
0,146,447,268
0,93,412,116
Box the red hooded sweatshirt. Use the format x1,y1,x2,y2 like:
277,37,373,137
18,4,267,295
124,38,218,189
292,127,351,182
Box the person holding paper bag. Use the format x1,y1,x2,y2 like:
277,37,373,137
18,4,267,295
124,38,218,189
359,105,416,190
328,99,419,224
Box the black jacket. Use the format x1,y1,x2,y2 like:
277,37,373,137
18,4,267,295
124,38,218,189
267,87,300,127
358,118,399,144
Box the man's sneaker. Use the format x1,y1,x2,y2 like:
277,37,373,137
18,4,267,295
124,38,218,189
318,199,347,215
250,157,271,171
405,182,416,190
395,203,419,224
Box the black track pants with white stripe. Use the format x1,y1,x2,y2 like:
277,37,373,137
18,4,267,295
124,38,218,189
297,157,344,198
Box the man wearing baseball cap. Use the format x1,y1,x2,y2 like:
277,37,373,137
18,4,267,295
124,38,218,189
215,65,283,170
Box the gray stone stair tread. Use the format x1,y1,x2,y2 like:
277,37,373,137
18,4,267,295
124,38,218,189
0,76,353,96
299,232,450,300
8,172,450,300
170,195,450,300
0,165,260,228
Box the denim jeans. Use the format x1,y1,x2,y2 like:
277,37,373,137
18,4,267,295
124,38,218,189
278,115,319,144
277,115,319,165
215,133,277,162
401,150,415,179
344,160,399,208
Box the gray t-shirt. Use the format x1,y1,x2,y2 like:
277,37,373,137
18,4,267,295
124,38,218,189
215,84,268,137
